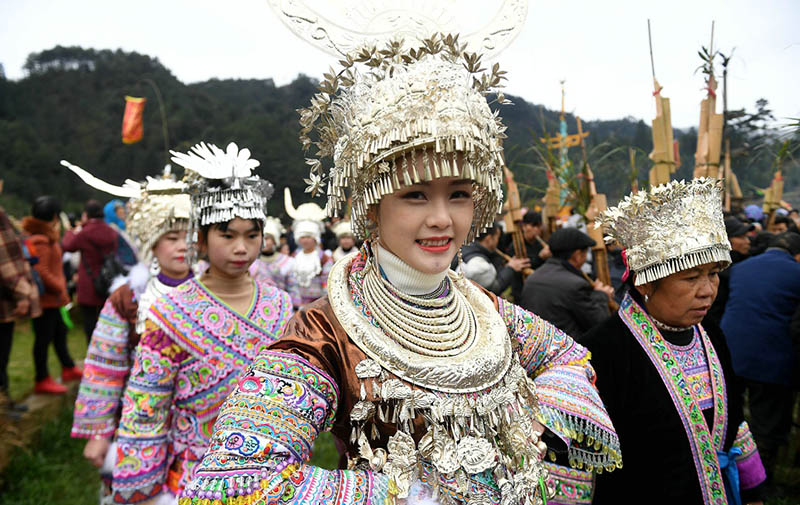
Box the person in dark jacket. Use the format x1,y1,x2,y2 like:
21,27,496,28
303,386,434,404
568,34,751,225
722,232,800,480
707,216,753,325
21,196,82,394
462,222,530,295
503,211,551,302
62,199,118,343
585,179,766,504
518,227,612,339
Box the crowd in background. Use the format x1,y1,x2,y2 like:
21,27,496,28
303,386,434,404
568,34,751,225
1,184,799,496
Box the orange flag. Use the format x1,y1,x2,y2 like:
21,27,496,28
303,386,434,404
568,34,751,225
121,96,146,144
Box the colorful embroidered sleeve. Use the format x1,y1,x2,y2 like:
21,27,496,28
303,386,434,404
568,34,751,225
72,297,132,438
732,421,767,491
113,319,189,504
180,350,391,504
499,298,621,472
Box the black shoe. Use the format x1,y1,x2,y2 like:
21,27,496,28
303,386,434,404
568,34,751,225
6,400,27,413
0,390,27,413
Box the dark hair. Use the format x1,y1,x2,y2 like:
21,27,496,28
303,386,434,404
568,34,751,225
477,222,502,242
553,248,580,260
522,211,542,226
199,219,264,242
84,199,104,219
749,231,774,256
774,215,792,226
32,196,61,221
768,231,800,256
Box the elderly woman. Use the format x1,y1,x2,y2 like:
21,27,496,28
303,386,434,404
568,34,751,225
180,35,619,505
584,178,766,505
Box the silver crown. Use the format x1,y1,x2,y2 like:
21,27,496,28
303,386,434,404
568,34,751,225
299,34,511,241
170,142,274,263
597,178,731,285
60,161,190,264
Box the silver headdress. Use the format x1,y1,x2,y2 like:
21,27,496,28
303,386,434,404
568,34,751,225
262,216,286,247
299,34,514,241
597,178,731,286
60,160,190,264
170,142,274,262
284,187,326,243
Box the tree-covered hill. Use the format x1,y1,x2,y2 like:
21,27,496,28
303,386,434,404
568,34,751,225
0,46,796,219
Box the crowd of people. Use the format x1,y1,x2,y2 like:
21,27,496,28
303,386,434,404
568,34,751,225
0,28,797,505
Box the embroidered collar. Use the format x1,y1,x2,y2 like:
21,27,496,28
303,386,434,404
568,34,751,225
619,293,728,505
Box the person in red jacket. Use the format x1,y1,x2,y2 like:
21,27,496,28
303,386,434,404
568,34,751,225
21,196,82,394
62,199,119,343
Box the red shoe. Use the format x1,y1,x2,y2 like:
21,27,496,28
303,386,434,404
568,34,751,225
61,366,84,383
34,377,67,395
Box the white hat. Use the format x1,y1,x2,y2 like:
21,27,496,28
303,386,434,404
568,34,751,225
293,219,322,244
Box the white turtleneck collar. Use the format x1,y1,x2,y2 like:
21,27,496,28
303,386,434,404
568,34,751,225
375,242,448,296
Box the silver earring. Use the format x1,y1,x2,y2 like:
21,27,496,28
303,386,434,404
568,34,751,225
644,293,650,303
149,257,161,276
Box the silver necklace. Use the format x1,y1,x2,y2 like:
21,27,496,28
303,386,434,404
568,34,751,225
652,317,692,333
361,259,477,357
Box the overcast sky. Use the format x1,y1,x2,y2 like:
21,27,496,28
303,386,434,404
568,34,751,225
1,0,798,129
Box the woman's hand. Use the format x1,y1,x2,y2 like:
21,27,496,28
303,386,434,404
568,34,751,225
532,420,548,460
83,437,111,467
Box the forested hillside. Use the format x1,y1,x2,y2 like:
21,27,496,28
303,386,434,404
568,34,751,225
0,46,796,218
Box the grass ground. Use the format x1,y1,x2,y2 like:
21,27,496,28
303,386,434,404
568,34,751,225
6,317,87,402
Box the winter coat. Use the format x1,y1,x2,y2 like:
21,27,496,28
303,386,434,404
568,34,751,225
461,242,516,295
519,257,609,340
0,208,41,321
21,217,69,309
62,218,118,306
721,248,800,386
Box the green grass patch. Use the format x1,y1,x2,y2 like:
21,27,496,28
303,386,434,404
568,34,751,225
6,313,87,402
0,403,97,504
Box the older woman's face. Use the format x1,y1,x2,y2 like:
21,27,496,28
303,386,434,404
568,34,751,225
637,262,722,328
376,176,474,274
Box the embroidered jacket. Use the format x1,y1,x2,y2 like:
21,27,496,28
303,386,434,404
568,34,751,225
111,278,293,503
249,253,300,307
580,293,766,505
181,249,620,504
71,284,139,438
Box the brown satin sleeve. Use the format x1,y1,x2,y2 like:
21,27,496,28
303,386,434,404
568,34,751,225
267,296,369,451
264,283,505,460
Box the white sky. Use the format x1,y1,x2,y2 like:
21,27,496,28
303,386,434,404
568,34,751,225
1,0,798,129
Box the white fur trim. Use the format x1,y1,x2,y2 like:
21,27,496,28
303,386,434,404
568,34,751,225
100,441,117,474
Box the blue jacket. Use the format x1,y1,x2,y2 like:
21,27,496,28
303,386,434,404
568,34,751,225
721,249,800,385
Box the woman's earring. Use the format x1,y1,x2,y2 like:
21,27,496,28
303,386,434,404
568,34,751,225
644,293,650,303
149,257,161,276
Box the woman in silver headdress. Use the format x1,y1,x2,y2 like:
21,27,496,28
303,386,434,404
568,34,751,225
585,179,766,505
181,35,620,505
106,144,294,505
63,163,194,504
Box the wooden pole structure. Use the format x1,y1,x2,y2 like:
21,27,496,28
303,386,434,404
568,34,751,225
647,21,679,186
575,117,612,290
694,22,724,179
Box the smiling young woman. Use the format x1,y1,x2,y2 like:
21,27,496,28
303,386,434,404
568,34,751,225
182,36,621,505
